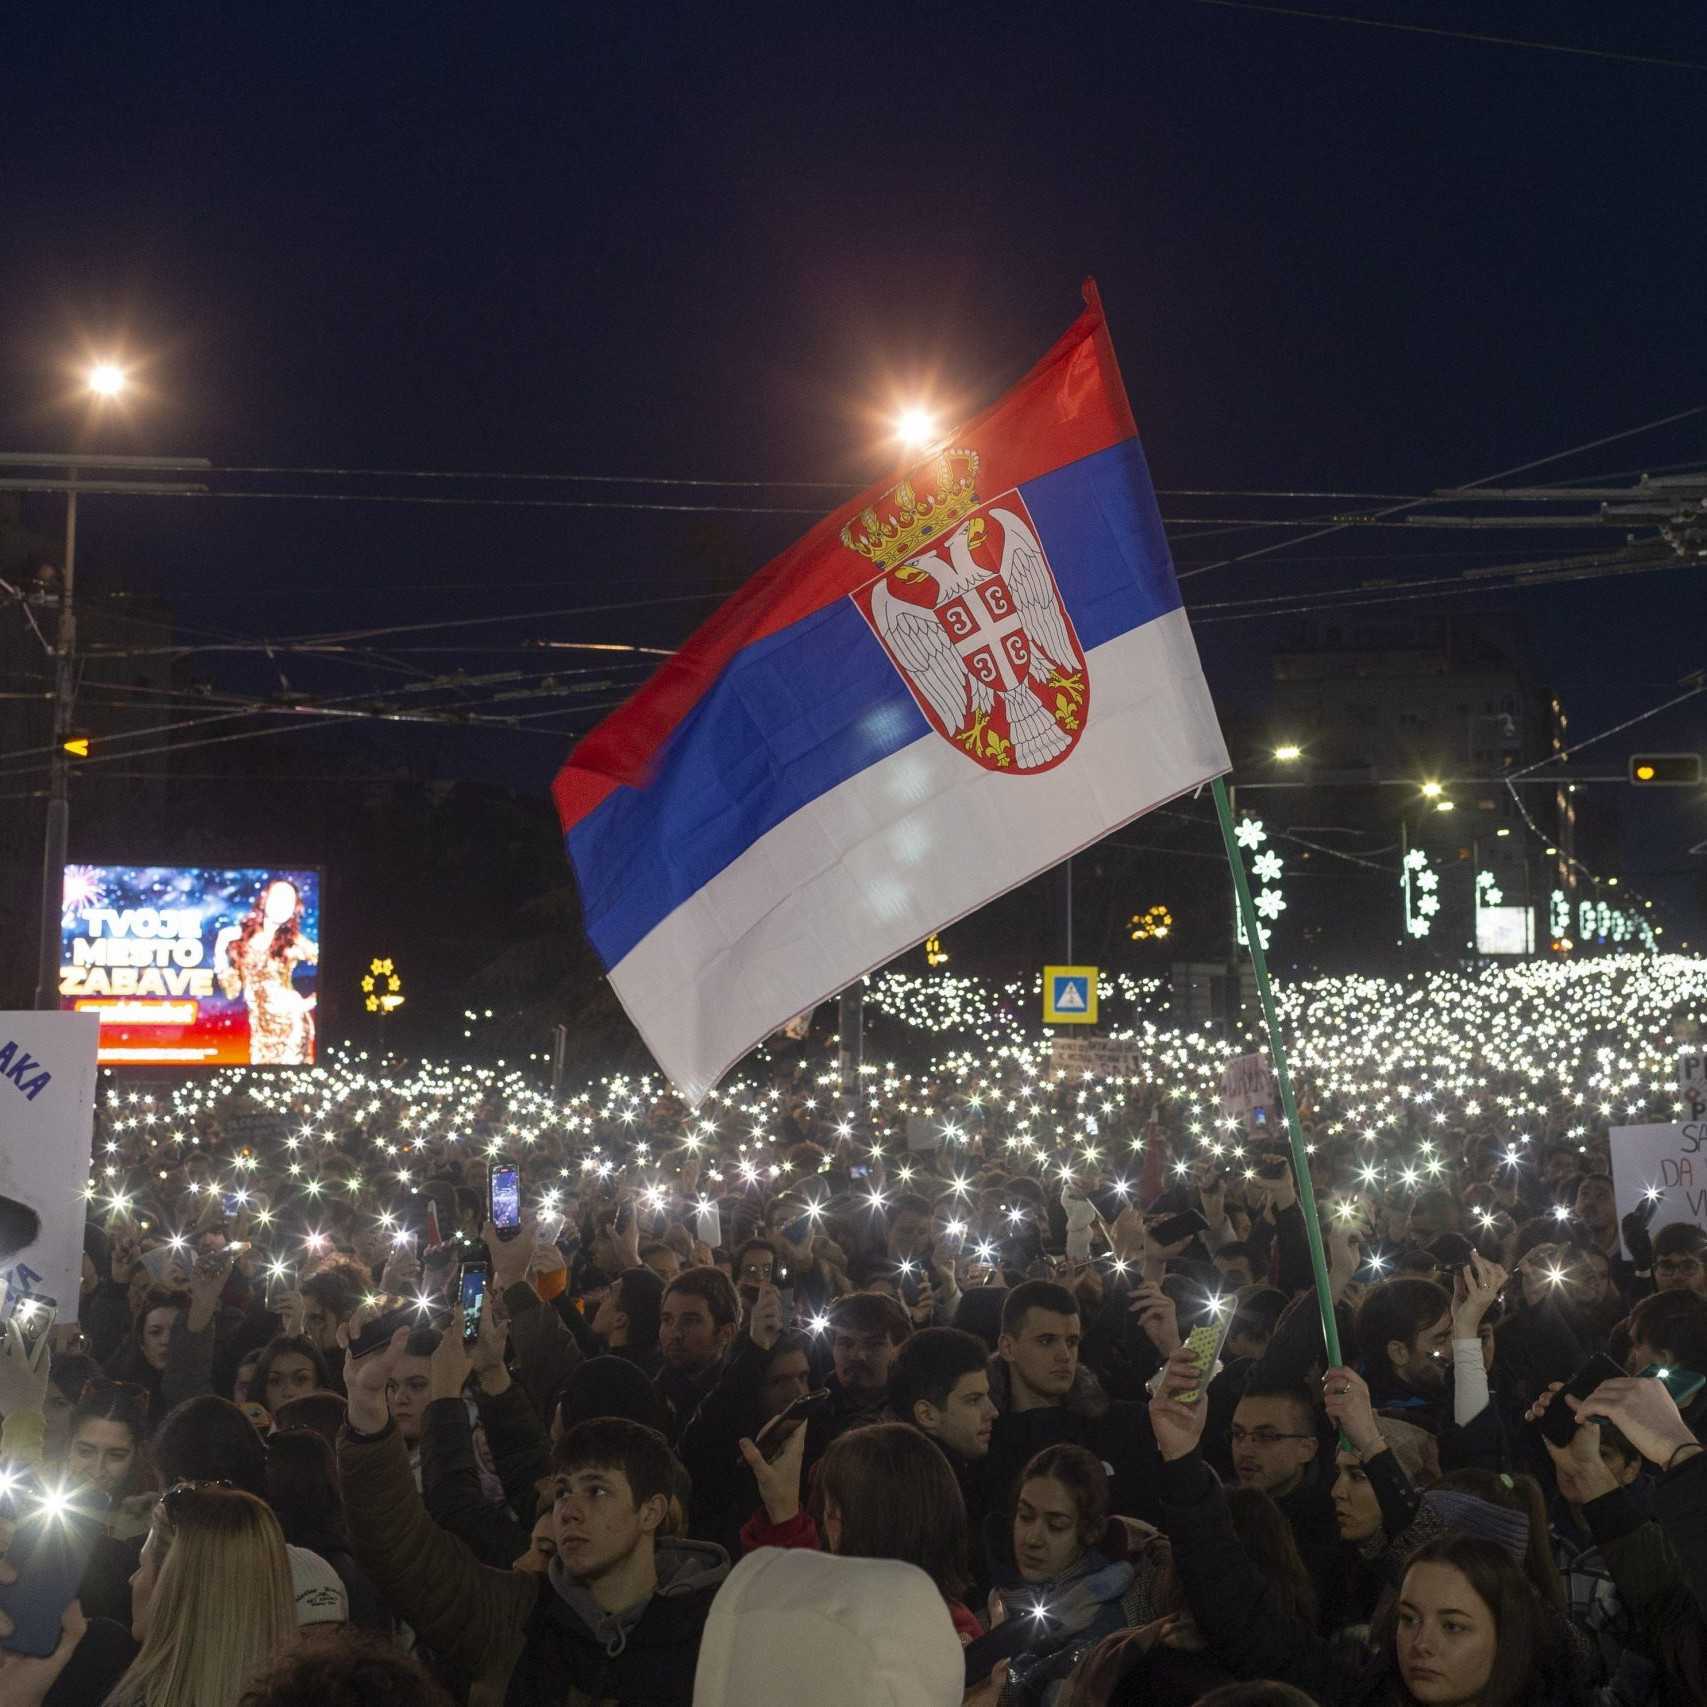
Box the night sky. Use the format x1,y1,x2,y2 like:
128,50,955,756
6,3,1706,926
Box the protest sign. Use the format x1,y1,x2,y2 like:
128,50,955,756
0,1011,100,1324
1609,1120,1707,1248
1049,1036,1139,1078
1219,1051,1274,1124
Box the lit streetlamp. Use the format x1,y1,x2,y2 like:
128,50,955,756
894,407,938,450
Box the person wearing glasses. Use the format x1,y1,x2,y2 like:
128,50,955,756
1228,1383,1343,1627
1650,1224,1707,1297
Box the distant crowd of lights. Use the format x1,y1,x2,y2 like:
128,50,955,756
82,955,1707,1272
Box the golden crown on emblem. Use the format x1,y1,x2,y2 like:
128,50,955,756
840,448,981,572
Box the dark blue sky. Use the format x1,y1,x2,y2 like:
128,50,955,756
6,3,1706,909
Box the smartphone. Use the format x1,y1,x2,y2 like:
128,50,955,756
0,1477,110,1657
748,1388,832,1463
1638,1362,1707,1407
263,1265,295,1307
5,1294,57,1360
1174,1312,1235,1406
1256,1154,1290,1181
1539,1352,1629,1446
615,1200,634,1236
1630,1193,1663,1232
425,1200,445,1250
1251,1106,1269,1128
849,1163,871,1181
347,1294,447,1359
456,1261,489,1347
1148,1209,1210,1249
221,1192,243,1218
489,1162,522,1241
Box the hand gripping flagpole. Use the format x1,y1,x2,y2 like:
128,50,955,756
1211,775,1343,1367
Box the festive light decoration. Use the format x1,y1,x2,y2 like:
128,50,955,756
1402,848,1439,939
362,958,404,1015
924,934,950,968
1128,905,1174,942
1231,818,1280,950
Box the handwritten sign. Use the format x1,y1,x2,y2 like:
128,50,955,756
1608,1121,1707,1249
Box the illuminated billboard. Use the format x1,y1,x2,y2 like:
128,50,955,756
1476,904,1535,957
58,866,322,1066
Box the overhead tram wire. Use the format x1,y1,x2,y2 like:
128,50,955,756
1190,1,1707,73
1175,403,1707,581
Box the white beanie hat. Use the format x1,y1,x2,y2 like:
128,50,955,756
694,1548,963,1707
287,1544,349,1628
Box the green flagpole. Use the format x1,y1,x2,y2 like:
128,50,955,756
1210,774,1343,1367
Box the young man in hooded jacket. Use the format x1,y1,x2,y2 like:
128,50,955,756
338,1317,729,1706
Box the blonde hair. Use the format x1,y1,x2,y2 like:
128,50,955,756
105,1486,295,1707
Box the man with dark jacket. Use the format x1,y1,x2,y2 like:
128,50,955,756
339,1322,729,1705
889,1327,998,1592
821,1290,910,1441
985,1280,1167,1525
1229,1382,1344,1627
656,1267,739,1444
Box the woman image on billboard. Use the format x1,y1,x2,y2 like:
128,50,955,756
215,877,318,1064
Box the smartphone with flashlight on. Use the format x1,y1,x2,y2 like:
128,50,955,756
4,1293,57,1359
489,1161,522,1242
456,1260,490,1347
0,1475,110,1657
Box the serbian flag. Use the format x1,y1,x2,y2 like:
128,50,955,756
553,281,1229,1103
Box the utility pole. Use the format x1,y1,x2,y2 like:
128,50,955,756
0,454,211,1009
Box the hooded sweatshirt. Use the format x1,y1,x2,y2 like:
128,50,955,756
693,1547,965,1707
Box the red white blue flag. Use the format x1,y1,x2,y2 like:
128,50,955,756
553,282,1229,1102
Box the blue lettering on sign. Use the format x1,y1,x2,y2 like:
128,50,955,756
0,1039,52,1101
1,1263,45,1316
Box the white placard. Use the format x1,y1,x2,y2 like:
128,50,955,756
0,1012,100,1325
1219,1051,1273,1123
1050,1037,1140,1078
1608,1121,1707,1248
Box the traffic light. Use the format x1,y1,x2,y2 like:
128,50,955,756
1628,754,1701,786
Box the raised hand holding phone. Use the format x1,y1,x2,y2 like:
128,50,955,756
738,1400,812,1524
338,1304,412,1433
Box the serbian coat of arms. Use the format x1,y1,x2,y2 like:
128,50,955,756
846,449,1089,774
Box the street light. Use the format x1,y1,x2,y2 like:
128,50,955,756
86,363,127,399
1420,780,1443,800
894,407,937,450
1272,744,1302,763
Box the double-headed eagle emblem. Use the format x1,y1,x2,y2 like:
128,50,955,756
846,451,1089,774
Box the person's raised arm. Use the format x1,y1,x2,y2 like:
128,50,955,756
1150,1348,1347,1696
486,1212,580,1417
419,1319,531,1569
1324,1365,1419,1538
0,1319,50,1469
336,1309,536,1673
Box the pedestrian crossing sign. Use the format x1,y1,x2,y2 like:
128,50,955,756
1043,966,1098,1025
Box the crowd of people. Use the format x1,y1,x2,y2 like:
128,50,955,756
0,955,1704,1707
